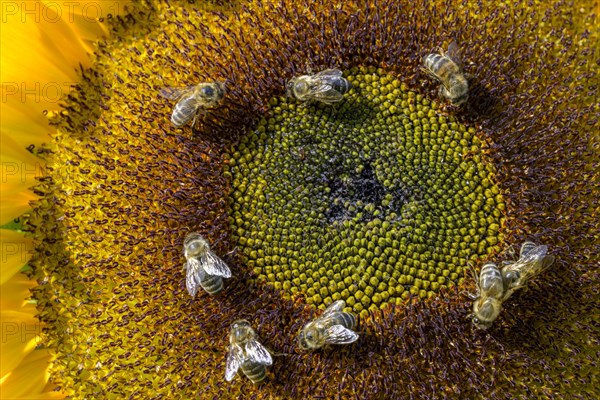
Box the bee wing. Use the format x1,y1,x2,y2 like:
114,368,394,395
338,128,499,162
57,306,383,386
445,41,463,69
501,255,555,300
200,251,232,278
322,300,346,316
323,324,359,345
311,84,344,102
517,245,549,267
519,254,555,283
539,255,555,272
159,86,196,101
184,258,206,297
313,69,343,78
519,242,545,259
245,339,273,366
225,344,244,382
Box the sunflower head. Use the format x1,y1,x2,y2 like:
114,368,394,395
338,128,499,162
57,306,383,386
19,0,599,398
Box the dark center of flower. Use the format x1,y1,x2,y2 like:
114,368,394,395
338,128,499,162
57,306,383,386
226,67,505,314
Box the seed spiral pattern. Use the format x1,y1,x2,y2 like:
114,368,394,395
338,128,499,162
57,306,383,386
226,67,505,314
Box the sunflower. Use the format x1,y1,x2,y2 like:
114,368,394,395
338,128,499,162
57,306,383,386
2,0,598,399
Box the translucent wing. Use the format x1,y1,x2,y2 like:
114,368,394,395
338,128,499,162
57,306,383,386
501,254,555,300
314,69,343,79
514,245,551,277
185,258,206,297
445,41,463,68
159,86,196,101
518,254,555,284
323,324,359,345
245,339,273,365
539,255,555,272
311,84,344,102
519,243,547,262
225,344,244,382
200,251,232,278
322,300,346,317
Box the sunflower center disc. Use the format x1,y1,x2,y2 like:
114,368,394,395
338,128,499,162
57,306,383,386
226,67,505,315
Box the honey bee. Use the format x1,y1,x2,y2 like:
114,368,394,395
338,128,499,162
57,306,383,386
286,69,352,104
501,241,555,301
421,41,469,106
298,300,359,350
159,82,225,127
225,320,273,384
468,242,555,329
183,232,231,296
468,262,505,330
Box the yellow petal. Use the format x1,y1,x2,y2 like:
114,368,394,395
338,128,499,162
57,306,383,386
40,1,130,48
1,5,76,148
0,311,41,379
1,272,36,312
0,229,32,285
0,137,39,224
0,107,52,150
1,1,132,149
0,348,63,399
0,134,44,198
0,192,38,226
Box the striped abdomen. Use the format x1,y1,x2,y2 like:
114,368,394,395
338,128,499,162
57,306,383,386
171,95,198,127
423,53,468,105
326,77,352,95
241,360,267,384
423,54,461,81
479,263,504,299
199,273,223,294
329,312,357,330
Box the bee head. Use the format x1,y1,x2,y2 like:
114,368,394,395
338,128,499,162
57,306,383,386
298,324,319,350
183,233,209,257
201,85,215,97
472,298,500,330
199,82,225,101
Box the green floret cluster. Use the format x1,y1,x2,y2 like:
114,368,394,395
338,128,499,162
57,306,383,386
225,66,505,316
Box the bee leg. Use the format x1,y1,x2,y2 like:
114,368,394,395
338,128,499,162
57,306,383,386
505,243,518,259
433,46,445,56
191,109,201,130
224,246,239,256
461,290,478,300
